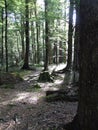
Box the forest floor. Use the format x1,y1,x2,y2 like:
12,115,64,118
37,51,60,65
0,64,78,130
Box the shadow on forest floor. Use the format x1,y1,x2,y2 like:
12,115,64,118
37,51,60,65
0,65,78,130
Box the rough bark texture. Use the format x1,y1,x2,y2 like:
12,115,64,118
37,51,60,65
68,1,98,130
64,1,98,130
77,0,98,129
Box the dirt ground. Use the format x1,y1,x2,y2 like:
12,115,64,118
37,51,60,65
0,69,77,130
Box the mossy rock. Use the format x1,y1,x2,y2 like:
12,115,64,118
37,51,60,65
38,71,54,82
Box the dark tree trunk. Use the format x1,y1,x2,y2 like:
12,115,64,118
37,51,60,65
44,0,49,71
5,0,8,72
42,22,45,63
66,0,74,71
59,41,63,63
65,0,98,130
78,0,98,129
1,8,4,67
53,43,58,64
22,0,30,69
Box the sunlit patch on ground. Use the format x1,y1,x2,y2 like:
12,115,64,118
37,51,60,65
0,91,44,106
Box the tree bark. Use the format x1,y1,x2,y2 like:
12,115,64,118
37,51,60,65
5,0,8,72
20,17,25,60
22,0,30,69
78,0,98,129
65,0,74,71
66,1,98,130
44,0,50,71
73,1,79,71
34,0,40,64
1,8,4,67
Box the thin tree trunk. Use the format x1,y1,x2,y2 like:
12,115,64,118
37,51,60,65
34,1,40,64
44,0,49,71
73,1,80,83
21,18,25,60
65,0,74,71
73,1,79,71
5,0,8,72
1,8,4,67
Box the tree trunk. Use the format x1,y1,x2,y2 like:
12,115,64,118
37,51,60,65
73,1,80,83
66,1,98,130
44,0,49,71
20,17,25,60
73,2,79,71
66,0,74,71
1,8,4,67
34,0,40,64
59,41,63,63
22,0,30,69
5,0,8,72
78,0,98,129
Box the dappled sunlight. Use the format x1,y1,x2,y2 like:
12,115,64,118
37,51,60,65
55,79,63,85
12,92,44,104
39,82,60,91
0,91,44,106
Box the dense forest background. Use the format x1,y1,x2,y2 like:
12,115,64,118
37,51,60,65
0,0,78,73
